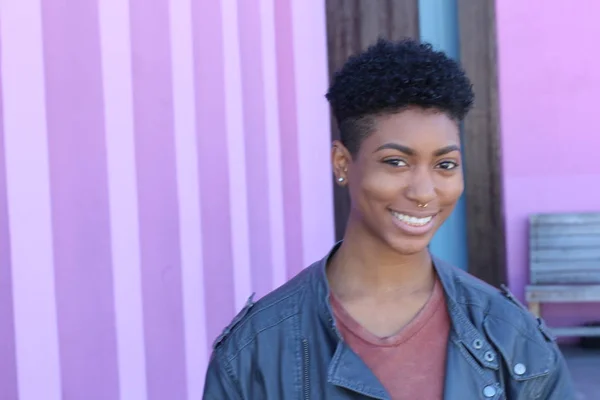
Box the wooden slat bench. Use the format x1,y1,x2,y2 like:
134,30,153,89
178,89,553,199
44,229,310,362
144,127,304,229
525,212,600,337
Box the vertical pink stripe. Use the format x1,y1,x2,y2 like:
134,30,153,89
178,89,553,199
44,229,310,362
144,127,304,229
221,0,253,311
0,1,62,397
259,0,288,289
2,0,336,396
290,0,335,263
192,0,237,347
98,0,149,398
0,45,19,400
128,1,188,398
236,0,275,299
274,0,305,278
40,0,119,398
168,0,209,397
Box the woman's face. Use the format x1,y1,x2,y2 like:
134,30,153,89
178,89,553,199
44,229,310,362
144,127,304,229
333,108,464,255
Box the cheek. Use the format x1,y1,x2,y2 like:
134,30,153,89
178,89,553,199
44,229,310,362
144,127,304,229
353,173,406,207
436,174,464,204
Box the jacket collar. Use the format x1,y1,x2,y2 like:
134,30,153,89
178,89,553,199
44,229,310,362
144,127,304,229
433,256,500,370
311,242,499,370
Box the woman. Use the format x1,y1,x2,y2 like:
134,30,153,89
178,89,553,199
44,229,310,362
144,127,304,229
203,38,574,399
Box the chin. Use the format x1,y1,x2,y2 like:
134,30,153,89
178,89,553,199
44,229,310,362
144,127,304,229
385,235,431,256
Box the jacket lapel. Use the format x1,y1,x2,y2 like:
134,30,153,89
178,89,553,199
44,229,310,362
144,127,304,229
327,341,390,400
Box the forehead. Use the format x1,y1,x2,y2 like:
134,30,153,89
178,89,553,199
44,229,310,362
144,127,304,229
363,108,461,150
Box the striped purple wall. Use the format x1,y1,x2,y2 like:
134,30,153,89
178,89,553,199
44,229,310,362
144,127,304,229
0,0,334,399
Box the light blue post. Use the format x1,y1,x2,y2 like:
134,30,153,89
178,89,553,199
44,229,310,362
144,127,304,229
419,0,469,270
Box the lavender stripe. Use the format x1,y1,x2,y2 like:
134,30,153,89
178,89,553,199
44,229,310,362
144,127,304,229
168,0,209,396
259,0,288,289
221,0,253,310
41,0,119,398
98,0,149,398
0,1,62,398
274,0,305,279
0,37,19,400
129,0,188,398
238,0,275,299
192,0,237,348
290,0,335,263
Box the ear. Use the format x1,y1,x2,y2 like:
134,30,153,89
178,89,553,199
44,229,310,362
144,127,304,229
331,140,351,186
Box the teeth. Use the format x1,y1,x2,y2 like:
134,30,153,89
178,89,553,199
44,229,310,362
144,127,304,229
391,211,433,226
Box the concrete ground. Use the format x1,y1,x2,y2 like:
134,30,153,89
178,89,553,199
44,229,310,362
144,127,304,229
561,345,600,399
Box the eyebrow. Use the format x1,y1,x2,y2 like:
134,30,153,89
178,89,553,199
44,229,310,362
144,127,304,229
374,143,461,157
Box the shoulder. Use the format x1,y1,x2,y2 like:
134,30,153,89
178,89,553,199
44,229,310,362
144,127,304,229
211,262,317,362
448,265,565,379
450,266,549,339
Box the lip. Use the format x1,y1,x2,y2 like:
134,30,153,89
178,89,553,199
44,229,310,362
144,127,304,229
389,208,439,236
389,208,439,218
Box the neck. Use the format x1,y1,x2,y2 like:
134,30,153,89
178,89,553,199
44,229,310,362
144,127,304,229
327,215,435,300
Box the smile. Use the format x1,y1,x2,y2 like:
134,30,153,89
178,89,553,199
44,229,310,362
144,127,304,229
390,211,433,226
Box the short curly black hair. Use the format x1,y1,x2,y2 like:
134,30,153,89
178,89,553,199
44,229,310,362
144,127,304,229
326,38,474,156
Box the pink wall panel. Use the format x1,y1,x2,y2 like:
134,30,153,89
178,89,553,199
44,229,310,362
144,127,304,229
496,0,600,331
0,0,334,398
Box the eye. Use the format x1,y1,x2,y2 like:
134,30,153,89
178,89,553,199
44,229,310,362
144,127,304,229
437,161,459,170
383,158,408,167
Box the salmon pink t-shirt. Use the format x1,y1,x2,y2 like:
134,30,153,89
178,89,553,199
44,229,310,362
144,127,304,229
330,276,450,400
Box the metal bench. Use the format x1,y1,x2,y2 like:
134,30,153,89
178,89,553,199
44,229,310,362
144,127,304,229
525,212,600,337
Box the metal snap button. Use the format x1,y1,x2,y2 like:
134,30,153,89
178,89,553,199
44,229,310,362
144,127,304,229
473,339,483,349
513,363,526,376
483,385,497,398
484,351,495,362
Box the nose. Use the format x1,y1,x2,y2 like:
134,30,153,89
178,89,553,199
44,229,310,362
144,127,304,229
404,167,436,206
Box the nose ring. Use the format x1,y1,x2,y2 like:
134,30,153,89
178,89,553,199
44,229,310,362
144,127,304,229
417,203,428,208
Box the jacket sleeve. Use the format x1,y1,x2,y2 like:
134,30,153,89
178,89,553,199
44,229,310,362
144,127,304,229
537,346,576,400
203,351,242,400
